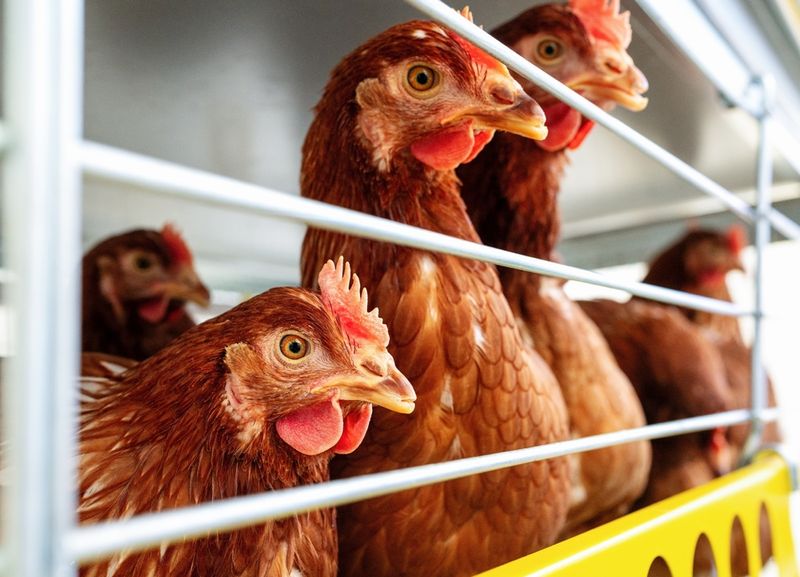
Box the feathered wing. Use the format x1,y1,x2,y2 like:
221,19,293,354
305,233,570,577
577,299,734,418
510,277,650,535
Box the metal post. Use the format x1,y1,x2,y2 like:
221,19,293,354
2,0,84,576
743,75,775,462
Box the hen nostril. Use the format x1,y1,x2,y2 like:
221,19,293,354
604,59,623,75
361,358,385,377
490,84,515,106
519,97,545,122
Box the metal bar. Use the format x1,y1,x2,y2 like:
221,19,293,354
79,141,747,317
634,0,759,115
64,408,778,564
743,76,775,461
403,0,800,241
0,122,9,153
2,1,82,576
52,0,85,576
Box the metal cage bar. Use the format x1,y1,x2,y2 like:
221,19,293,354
743,75,776,460
65,408,778,563
2,1,84,577
80,141,748,317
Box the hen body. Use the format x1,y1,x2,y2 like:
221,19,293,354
300,18,570,576
82,225,210,360
642,228,782,456
458,2,651,534
79,261,416,577
577,298,735,505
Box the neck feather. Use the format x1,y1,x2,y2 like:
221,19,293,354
460,133,569,262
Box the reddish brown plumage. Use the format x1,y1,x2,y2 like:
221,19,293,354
642,228,782,454
79,262,416,577
577,297,736,493
457,2,650,535
631,227,780,574
300,18,570,576
81,226,210,360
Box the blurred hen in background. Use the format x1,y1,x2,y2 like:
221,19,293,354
81,224,210,360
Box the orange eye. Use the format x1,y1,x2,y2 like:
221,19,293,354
536,38,564,62
406,65,439,92
279,334,309,361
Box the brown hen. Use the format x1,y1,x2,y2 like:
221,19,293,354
457,0,651,535
82,224,210,360
79,259,416,577
300,12,571,577
578,298,736,500
642,226,782,456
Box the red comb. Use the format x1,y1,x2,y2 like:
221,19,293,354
449,6,508,74
726,224,747,255
569,0,633,49
161,223,193,265
318,257,389,349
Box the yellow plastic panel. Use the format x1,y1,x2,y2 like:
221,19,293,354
477,452,798,577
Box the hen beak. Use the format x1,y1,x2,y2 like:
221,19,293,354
312,363,416,415
444,71,548,141
729,254,746,273
570,50,649,112
162,266,211,307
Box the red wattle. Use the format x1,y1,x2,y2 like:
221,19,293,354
276,397,344,456
463,130,495,164
138,297,170,324
698,270,727,287
538,102,583,152
410,124,476,171
167,306,186,324
333,404,373,454
568,120,596,150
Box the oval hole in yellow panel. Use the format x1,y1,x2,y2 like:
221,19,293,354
730,515,749,576
693,533,716,577
647,556,672,577
759,502,774,568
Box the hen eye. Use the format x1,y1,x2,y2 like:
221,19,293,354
279,334,310,361
406,65,439,93
536,38,564,62
134,255,154,271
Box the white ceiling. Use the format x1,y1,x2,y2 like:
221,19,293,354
82,0,800,292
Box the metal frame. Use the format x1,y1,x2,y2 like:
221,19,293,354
0,0,794,575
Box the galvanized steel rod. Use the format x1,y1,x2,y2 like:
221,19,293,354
0,122,9,153
80,141,748,317
53,0,85,576
64,408,778,564
2,1,84,576
743,76,774,460
403,0,800,240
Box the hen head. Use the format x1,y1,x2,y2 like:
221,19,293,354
645,225,746,291
85,223,210,325
492,0,648,151
310,10,548,175
678,226,747,289
222,258,416,457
